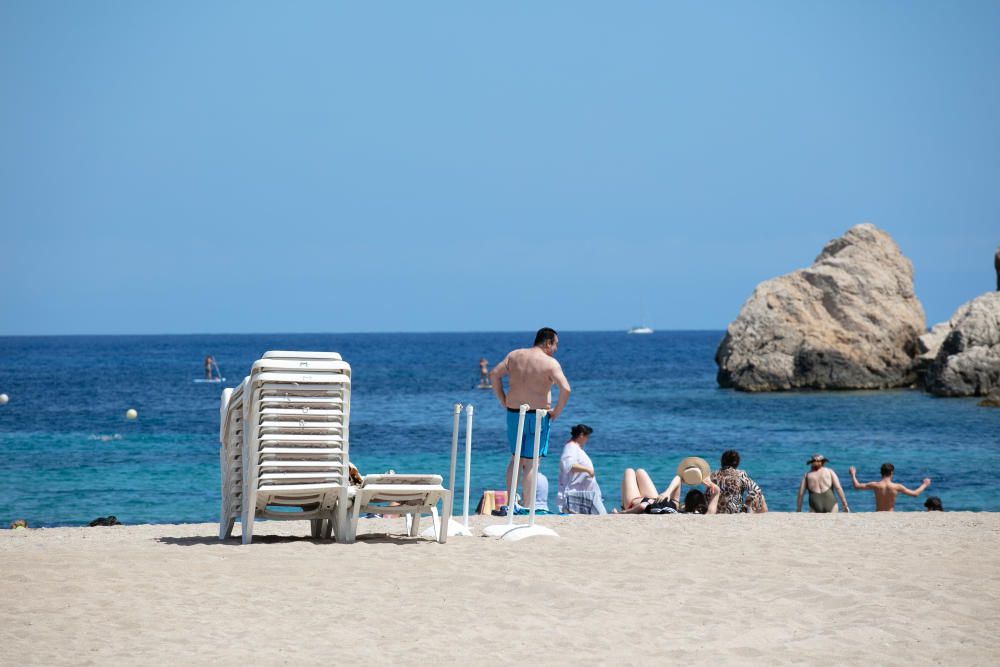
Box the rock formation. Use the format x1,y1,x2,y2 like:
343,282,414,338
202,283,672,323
716,224,926,391
924,291,1000,397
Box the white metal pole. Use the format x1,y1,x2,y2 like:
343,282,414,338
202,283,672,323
528,409,547,527
463,404,474,528
507,404,528,527
449,403,462,511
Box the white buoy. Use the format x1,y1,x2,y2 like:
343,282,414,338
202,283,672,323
0,393,8,405
126,408,138,420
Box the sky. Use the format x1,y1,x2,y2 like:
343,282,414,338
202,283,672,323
1,2,997,335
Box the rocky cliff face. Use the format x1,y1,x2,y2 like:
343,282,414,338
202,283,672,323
924,291,1000,397
716,224,926,391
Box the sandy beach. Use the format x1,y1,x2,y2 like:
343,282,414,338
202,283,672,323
2,513,999,666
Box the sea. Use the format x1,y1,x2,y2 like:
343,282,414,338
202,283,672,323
1,331,997,527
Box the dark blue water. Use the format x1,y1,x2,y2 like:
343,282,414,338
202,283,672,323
1,332,996,526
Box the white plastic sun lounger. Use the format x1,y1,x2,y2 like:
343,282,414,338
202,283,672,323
346,474,452,544
218,381,247,540
217,354,353,544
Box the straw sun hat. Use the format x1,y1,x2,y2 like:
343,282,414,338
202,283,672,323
676,456,711,485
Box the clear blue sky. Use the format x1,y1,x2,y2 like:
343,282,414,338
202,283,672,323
1,2,997,335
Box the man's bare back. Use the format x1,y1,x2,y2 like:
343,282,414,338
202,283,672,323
849,465,931,511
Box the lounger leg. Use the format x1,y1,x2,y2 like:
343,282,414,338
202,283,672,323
409,513,421,537
241,488,257,545
439,492,453,544
310,519,323,539
220,517,235,540
346,498,359,544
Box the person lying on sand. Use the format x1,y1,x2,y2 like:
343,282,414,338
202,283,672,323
620,457,720,514
849,463,931,511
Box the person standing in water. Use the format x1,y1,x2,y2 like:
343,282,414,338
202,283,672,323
204,355,215,380
796,454,850,512
849,463,931,511
479,357,490,387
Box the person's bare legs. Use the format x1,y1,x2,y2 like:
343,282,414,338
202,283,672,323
505,457,535,511
520,458,535,511
505,455,517,511
620,468,660,513
621,468,641,509
635,469,659,498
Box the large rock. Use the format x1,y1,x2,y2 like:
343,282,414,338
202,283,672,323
924,291,1000,396
716,223,926,391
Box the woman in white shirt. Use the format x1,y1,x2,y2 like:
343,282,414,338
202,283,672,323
558,424,607,514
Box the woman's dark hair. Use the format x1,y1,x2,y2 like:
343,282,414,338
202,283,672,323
721,449,740,469
683,489,708,514
924,496,943,511
570,424,593,440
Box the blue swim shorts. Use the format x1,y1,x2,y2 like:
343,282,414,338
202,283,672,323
506,409,550,458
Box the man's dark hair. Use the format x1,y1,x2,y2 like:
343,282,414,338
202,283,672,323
880,463,895,477
533,328,558,346
721,450,740,469
924,496,943,511
570,424,593,440
683,489,707,514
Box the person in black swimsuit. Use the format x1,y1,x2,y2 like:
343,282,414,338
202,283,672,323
796,454,850,513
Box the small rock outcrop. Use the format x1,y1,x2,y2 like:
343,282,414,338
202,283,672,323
924,291,1000,397
716,223,926,391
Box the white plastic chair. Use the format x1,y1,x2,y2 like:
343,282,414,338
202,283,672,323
346,474,452,544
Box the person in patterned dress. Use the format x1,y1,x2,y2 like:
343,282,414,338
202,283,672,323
711,450,768,514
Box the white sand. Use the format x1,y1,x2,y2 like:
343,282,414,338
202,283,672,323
2,513,999,666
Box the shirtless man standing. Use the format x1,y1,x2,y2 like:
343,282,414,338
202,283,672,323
796,454,849,512
849,463,931,511
490,328,571,513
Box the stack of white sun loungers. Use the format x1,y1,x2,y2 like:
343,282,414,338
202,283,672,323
219,351,352,544
219,350,453,544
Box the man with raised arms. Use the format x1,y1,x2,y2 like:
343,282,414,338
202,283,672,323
490,327,571,514
849,462,931,511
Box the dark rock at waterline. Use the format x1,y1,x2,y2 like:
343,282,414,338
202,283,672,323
925,292,1000,397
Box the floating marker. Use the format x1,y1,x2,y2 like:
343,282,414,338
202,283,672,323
0,393,8,405
126,408,138,420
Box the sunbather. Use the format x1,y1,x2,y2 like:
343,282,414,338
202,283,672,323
619,457,720,514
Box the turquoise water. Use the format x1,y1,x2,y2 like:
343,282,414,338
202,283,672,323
1,331,996,526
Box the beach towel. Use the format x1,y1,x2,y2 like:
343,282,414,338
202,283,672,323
476,490,508,515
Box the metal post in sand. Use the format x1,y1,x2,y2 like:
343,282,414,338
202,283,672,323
423,402,473,538
463,404,474,529
482,404,528,537
500,409,558,541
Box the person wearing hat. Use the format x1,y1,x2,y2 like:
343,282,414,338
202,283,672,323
796,454,850,513
619,457,720,514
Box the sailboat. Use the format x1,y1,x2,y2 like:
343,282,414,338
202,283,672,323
627,297,654,334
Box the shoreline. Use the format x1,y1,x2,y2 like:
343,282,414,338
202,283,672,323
3,513,999,665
